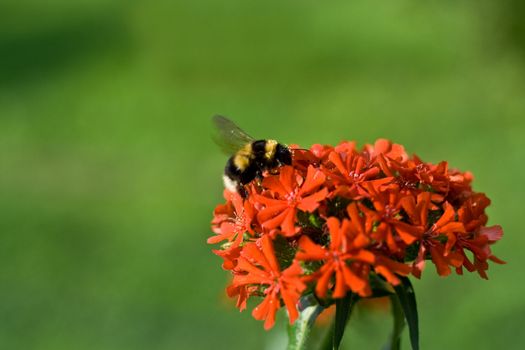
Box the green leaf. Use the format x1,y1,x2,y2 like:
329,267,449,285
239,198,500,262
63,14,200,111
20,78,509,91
369,273,395,298
309,213,324,229
383,294,406,350
332,292,358,350
393,276,419,350
273,234,297,270
287,294,325,350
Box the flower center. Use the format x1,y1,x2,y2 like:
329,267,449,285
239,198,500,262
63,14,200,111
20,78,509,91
285,189,299,204
348,170,363,182
234,212,246,232
395,176,417,189
383,205,396,219
331,251,342,262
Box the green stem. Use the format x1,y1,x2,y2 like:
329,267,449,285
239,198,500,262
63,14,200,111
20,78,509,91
287,295,325,350
332,292,358,350
385,294,405,350
393,276,419,350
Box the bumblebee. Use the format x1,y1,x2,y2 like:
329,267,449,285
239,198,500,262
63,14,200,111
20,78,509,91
213,115,292,196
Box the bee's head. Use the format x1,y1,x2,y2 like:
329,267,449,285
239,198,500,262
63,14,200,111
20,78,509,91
276,144,292,165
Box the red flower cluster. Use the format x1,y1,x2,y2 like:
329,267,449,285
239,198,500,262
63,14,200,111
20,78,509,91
208,139,504,329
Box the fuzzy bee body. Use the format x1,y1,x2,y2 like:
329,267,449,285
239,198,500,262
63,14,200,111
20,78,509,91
213,116,292,195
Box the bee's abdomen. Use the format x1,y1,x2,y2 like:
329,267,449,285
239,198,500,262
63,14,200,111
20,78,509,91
224,153,257,186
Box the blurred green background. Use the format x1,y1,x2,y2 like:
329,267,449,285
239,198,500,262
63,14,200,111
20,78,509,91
0,0,523,349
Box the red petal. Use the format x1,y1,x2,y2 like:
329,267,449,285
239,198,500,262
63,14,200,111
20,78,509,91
394,222,422,244
366,177,394,193
279,166,296,194
417,192,430,227
262,175,289,197
328,151,348,176
480,225,503,242
349,250,375,264
297,187,328,212
438,222,465,235
261,208,290,230
280,207,298,236
376,256,411,281
315,265,334,298
260,235,280,273
296,236,327,260
233,273,269,286
327,217,342,250
255,195,286,208
206,233,228,244
333,267,346,298
377,154,394,176
446,250,463,268
429,246,451,276
412,244,427,278
489,255,506,264
372,139,391,155
434,202,455,229
283,261,304,277
353,233,370,248
236,254,269,276
299,165,326,195
241,243,273,273
347,202,364,234
258,203,288,222
444,233,457,256
341,264,367,295
281,287,300,324
375,265,400,285
400,196,417,224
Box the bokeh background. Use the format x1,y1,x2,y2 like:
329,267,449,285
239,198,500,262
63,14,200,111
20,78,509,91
1,0,523,349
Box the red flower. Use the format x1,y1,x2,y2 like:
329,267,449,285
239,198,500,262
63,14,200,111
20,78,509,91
362,139,409,164
210,137,505,330
208,190,256,248
361,186,423,252
310,143,335,161
325,147,393,199
346,201,412,285
374,255,412,285
255,165,328,236
230,235,306,329
447,169,474,204
377,154,450,202
452,225,505,279
452,195,504,278
213,246,242,271
458,193,490,231
296,216,375,298
291,144,332,172
400,192,465,277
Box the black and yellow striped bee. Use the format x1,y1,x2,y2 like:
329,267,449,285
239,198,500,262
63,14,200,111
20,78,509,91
213,115,292,196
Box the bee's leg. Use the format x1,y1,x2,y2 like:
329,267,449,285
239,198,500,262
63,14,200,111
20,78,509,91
238,185,248,198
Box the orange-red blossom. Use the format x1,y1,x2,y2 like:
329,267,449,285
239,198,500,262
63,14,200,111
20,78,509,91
209,139,504,329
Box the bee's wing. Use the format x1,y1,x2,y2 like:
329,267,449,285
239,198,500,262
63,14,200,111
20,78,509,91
212,115,255,155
